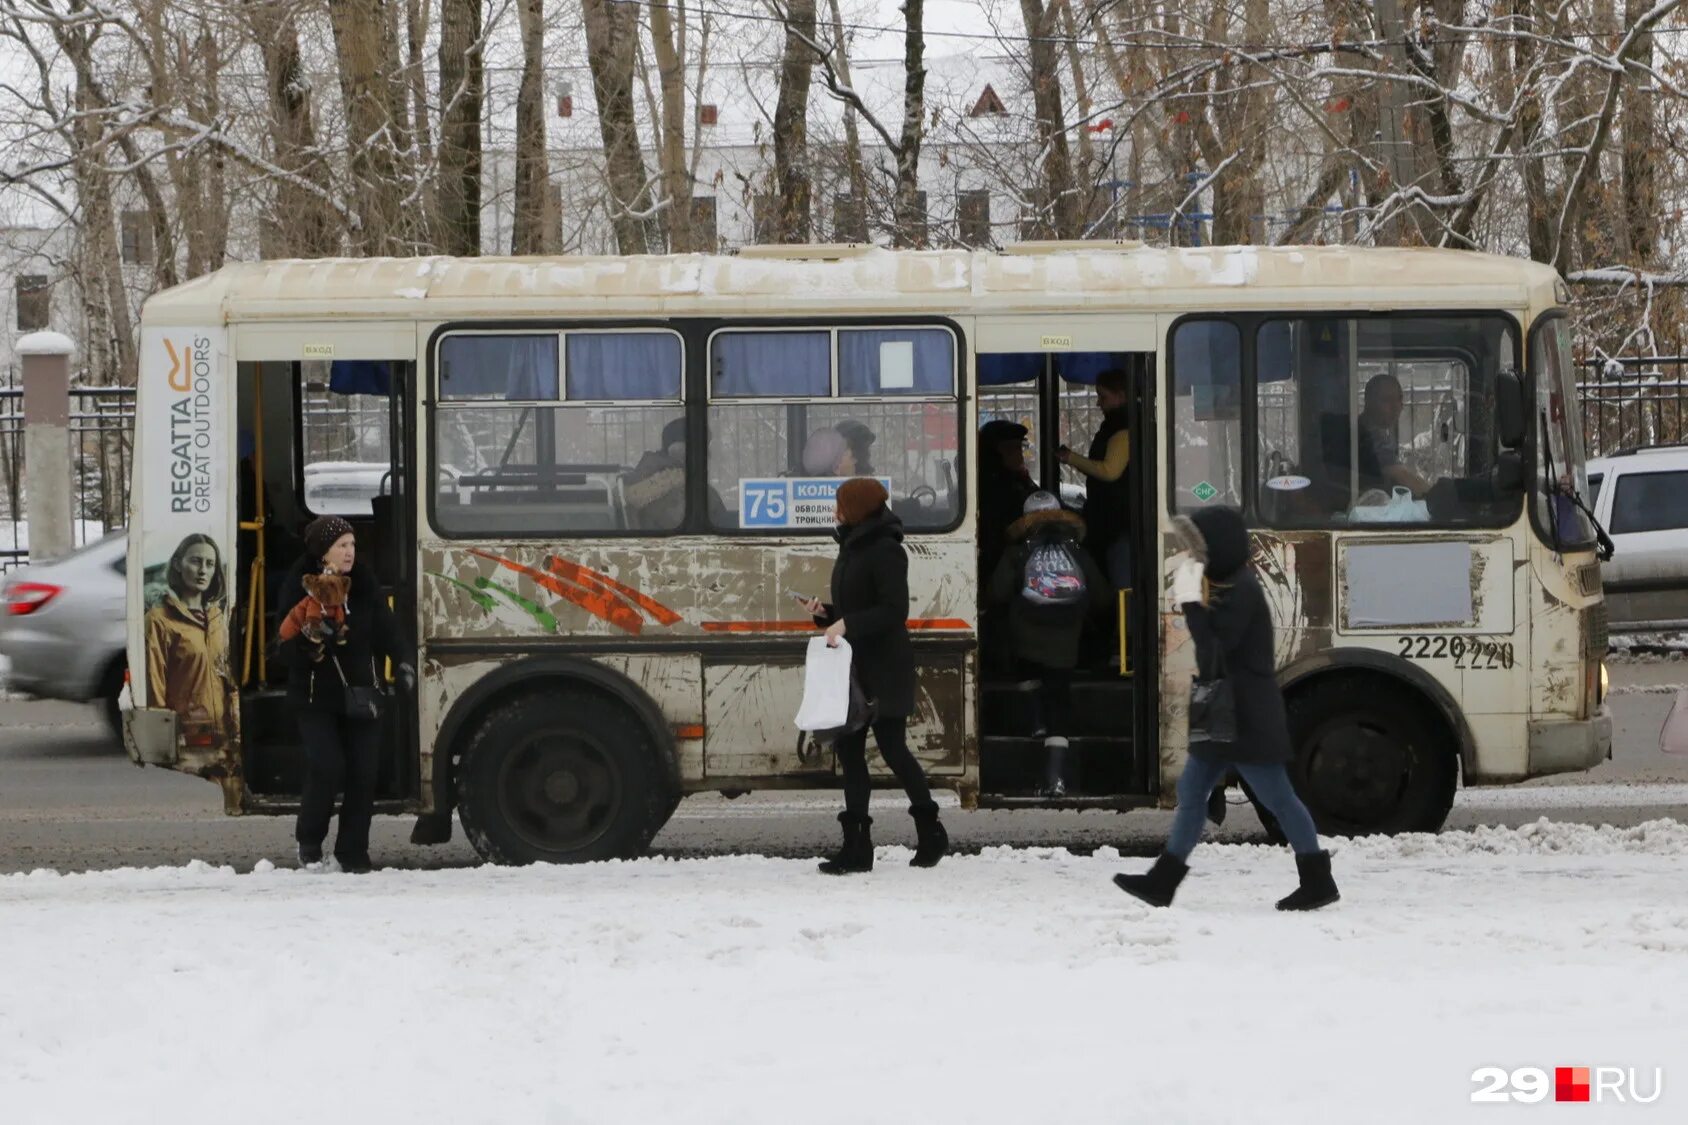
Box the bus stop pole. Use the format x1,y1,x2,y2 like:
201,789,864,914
18,331,75,564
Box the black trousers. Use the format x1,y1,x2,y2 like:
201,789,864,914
836,716,934,819
1017,660,1074,739
295,710,382,861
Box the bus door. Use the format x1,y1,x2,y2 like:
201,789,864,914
974,320,1157,804
232,353,420,811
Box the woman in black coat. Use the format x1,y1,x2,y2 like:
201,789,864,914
1112,506,1339,910
277,516,413,873
801,478,947,874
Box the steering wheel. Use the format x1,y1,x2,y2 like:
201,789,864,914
908,485,938,510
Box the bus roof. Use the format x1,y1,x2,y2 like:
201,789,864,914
141,244,1562,325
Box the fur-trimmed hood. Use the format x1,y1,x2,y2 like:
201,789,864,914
1006,507,1086,542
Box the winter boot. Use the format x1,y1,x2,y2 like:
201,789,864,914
297,842,323,869
1206,784,1227,826
1112,853,1189,908
1042,736,1069,798
909,803,949,868
818,812,874,875
336,853,375,875
1275,850,1340,911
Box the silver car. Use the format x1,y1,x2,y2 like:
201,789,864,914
0,529,128,738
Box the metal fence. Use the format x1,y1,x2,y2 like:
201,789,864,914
0,386,135,573
1577,355,1688,457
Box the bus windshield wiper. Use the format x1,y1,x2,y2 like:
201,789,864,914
1540,410,1615,561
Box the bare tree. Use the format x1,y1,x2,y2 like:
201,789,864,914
582,0,653,253
438,0,484,256
326,0,418,254
647,0,699,251
511,0,556,254
769,0,816,242
243,0,343,257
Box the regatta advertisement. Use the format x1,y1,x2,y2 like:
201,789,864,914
133,325,239,765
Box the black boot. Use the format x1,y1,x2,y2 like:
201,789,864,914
1276,850,1339,911
297,842,323,868
909,803,948,868
1112,853,1189,908
336,853,375,875
1206,785,1227,826
1042,737,1068,799
818,812,874,875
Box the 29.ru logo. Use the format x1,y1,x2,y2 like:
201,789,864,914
1471,1067,1664,1104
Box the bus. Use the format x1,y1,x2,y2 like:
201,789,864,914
121,242,1612,864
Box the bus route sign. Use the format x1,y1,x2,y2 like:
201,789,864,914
739,477,893,528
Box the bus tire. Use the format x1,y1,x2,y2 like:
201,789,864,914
100,658,126,749
455,687,673,865
1285,676,1457,837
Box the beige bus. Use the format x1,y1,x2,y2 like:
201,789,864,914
122,243,1612,863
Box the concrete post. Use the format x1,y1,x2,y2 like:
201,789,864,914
18,330,74,564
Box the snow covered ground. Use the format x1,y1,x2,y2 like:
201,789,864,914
2,821,1682,1124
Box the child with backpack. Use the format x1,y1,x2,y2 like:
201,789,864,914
989,491,1110,796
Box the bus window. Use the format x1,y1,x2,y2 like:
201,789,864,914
1255,316,1520,527
300,360,393,518
430,330,685,536
707,326,960,530
1170,319,1243,512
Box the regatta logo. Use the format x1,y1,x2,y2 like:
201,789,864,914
1471,1066,1664,1104
163,335,215,514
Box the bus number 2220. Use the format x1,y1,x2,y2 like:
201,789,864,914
1397,636,1515,670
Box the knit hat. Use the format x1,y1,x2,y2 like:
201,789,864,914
801,429,849,475
1023,490,1060,515
835,477,889,526
304,515,355,562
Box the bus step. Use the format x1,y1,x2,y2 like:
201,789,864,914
979,735,1134,795
981,677,1135,738
977,794,1155,812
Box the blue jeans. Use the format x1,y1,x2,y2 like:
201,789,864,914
1165,753,1322,859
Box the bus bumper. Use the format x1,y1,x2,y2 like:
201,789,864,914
1527,708,1613,776
123,706,180,767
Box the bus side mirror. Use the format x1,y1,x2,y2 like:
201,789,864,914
1496,369,1525,449
1494,450,1524,492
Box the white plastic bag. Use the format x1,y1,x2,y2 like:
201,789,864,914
794,636,854,732
1662,688,1688,756
1350,485,1430,524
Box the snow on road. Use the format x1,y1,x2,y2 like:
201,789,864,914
2,821,1683,1125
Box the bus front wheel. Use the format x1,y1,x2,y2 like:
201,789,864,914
456,687,674,865
1286,678,1457,837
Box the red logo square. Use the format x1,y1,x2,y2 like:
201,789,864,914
1556,1067,1590,1103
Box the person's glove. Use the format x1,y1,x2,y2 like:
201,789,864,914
1170,557,1205,607
395,663,417,694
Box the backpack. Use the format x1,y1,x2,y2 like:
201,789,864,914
1020,535,1088,606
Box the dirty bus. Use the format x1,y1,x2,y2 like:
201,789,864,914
122,244,1611,863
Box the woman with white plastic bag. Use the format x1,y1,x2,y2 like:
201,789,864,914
799,478,947,874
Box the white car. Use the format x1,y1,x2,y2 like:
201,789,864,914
1587,445,1688,631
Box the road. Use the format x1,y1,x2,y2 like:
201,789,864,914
2,662,1684,873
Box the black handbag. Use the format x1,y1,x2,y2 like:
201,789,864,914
332,655,389,722
1188,640,1236,746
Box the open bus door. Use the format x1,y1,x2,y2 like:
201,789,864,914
973,322,1158,807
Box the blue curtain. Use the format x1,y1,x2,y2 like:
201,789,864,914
1256,320,1295,385
977,353,1045,386
328,360,391,396
566,333,682,400
711,331,829,396
1173,320,1241,393
439,335,559,400
837,329,954,394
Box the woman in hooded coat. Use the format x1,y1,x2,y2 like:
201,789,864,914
801,478,948,873
1112,506,1339,911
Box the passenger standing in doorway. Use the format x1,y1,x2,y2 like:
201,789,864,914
989,491,1109,796
1111,507,1339,910
277,517,413,873
801,478,947,874
1058,368,1134,587
977,419,1036,588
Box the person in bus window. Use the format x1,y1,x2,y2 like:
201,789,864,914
277,517,414,873
800,421,876,478
1357,373,1432,497
977,419,1035,585
835,419,876,476
800,478,947,873
145,533,237,750
1112,506,1339,911
1057,367,1133,587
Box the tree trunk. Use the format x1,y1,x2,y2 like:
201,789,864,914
327,0,413,255
406,0,437,245
1053,0,1099,233
243,0,342,257
1018,0,1078,239
582,0,653,254
891,0,926,247
511,0,555,254
828,0,870,234
648,0,696,251
437,0,484,256
772,0,817,243
1621,0,1658,264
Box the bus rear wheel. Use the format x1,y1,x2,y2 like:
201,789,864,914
456,688,674,865
1286,678,1456,837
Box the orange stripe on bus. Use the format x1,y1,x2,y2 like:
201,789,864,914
673,724,705,740
544,556,682,626
469,550,646,635
699,618,971,633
